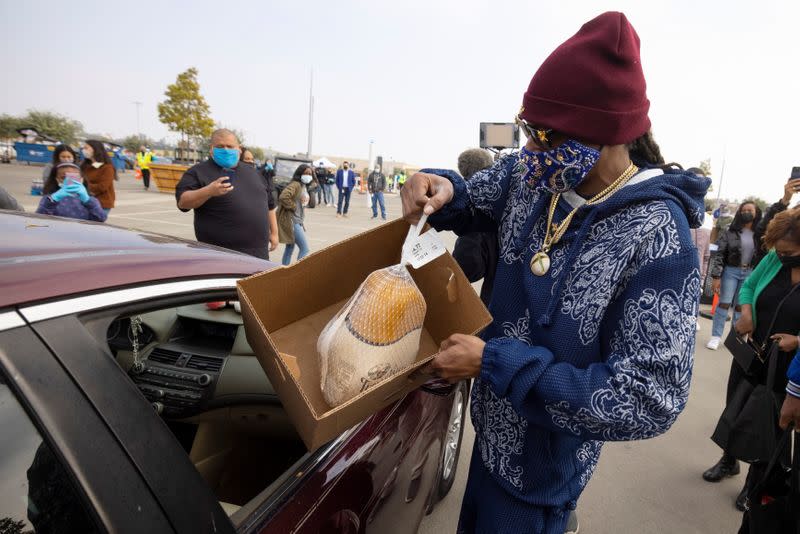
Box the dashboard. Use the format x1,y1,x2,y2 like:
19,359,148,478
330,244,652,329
107,303,277,418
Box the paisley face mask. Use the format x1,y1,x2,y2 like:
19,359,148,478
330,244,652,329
517,139,600,193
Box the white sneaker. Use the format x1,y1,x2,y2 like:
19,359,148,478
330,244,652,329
706,337,721,350
697,323,701,331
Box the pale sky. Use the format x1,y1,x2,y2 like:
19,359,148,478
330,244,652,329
2,0,799,202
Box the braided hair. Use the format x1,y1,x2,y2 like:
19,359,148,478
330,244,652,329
627,130,683,171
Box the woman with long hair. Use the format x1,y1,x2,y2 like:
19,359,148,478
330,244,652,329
240,147,256,167
42,144,78,183
706,201,763,350
278,164,316,265
80,140,116,213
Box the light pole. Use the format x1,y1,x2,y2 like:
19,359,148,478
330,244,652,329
133,101,142,141
307,70,314,158
716,145,727,202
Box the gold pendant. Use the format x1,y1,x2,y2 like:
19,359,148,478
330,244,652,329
530,251,551,276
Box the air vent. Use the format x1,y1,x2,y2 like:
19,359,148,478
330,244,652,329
148,347,181,366
185,355,224,373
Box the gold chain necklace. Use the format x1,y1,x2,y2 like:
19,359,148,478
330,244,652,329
529,163,639,276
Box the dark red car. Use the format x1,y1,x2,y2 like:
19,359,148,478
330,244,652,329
0,211,468,533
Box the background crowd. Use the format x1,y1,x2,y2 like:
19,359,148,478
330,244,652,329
698,177,800,518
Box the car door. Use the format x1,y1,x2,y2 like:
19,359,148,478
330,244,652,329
17,282,239,534
13,278,455,534
251,389,452,534
0,310,173,533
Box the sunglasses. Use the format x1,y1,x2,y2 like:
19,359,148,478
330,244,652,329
515,114,555,150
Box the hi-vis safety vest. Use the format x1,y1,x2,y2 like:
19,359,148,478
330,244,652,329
136,151,153,169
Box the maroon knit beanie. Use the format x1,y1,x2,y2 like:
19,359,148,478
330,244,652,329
520,11,650,146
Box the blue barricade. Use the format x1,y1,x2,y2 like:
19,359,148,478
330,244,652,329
14,142,55,164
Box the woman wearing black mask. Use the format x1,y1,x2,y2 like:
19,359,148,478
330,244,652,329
704,208,800,512
706,201,762,350
278,164,315,265
240,148,256,167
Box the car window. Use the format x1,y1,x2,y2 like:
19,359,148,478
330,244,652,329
0,369,100,533
99,298,309,518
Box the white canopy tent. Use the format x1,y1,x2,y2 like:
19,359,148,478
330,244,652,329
313,157,337,169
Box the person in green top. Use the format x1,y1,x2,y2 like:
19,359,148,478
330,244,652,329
703,207,800,511
738,209,800,431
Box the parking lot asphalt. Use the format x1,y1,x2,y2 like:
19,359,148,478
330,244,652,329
2,163,743,533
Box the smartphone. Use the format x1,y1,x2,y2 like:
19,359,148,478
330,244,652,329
64,173,81,186
791,167,800,181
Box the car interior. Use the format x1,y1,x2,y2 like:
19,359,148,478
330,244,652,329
98,294,311,521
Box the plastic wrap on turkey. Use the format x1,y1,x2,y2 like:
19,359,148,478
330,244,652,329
318,264,426,407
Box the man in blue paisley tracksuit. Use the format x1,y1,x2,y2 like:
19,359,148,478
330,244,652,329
401,12,711,534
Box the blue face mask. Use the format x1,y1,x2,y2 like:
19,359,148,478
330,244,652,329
517,139,600,194
212,147,240,169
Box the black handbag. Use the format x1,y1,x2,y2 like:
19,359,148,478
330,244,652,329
739,427,800,534
726,328,770,376
712,342,783,463
725,283,800,376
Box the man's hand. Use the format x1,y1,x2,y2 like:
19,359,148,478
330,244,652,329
770,333,800,353
779,394,800,430
401,172,454,224
782,178,800,205
428,334,485,383
711,278,721,295
178,177,233,210
269,233,279,252
207,177,234,197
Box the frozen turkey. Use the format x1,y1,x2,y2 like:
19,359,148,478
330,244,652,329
318,264,426,407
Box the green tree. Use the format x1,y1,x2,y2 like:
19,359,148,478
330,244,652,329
119,134,156,152
699,158,712,176
157,67,214,155
21,110,84,144
249,146,265,161
83,132,114,143
0,114,25,141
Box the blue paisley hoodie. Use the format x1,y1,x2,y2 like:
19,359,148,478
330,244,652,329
425,153,711,510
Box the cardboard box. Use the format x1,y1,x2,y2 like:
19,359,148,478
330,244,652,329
237,219,492,450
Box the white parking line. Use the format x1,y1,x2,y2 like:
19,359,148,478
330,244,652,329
112,197,176,207
108,215,193,227
113,209,185,217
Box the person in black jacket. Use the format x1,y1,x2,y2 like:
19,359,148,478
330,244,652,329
752,177,800,266
706,201,762,350
367,165,387,220
451,149,496,305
